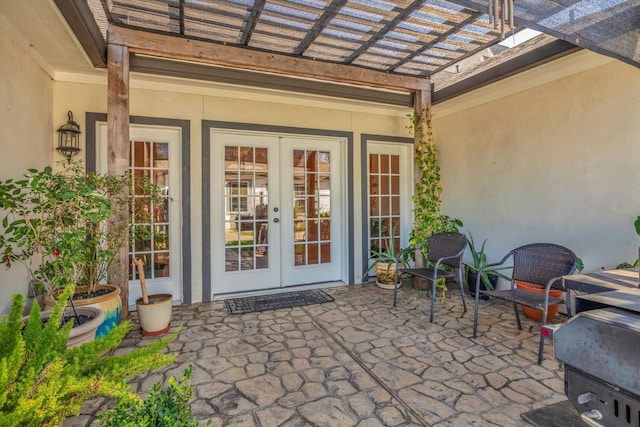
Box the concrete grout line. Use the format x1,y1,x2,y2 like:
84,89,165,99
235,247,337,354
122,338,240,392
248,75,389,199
302,305,429,427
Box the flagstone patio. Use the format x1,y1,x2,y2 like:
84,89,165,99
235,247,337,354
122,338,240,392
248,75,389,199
63,283,569,426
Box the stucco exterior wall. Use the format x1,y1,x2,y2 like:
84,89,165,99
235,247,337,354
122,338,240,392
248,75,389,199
53,77,410,303
0,22,54,313
434,52,640,273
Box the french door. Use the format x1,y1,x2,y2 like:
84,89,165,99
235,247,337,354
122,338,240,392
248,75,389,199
97,123,183,305
210,131,344,294
366,141,413,275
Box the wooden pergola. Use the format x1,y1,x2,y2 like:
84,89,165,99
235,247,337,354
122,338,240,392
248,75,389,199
55,0,637,315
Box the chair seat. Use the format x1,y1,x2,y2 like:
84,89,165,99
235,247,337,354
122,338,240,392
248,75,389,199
480,289,564,310
401,267,457,280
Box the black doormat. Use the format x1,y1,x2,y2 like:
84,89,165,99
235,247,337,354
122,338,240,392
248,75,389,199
225,289,334,314
521,400,583,427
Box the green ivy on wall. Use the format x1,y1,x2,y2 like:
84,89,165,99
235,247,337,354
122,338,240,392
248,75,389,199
407,110,462,300
407,111,462,246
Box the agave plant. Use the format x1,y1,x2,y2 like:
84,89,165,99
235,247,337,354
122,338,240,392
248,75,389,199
462,232,511,291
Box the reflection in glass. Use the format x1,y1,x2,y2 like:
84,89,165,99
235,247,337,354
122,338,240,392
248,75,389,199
223,144,270,272
133,141,151,167
133,225,151,251
308,244,319,265
154,143,169,167
321,243,331,263
154,225,169,250
129,253,151,280
380,154,389,173
154,252,170,277
130,139,173,280
291,149,331,267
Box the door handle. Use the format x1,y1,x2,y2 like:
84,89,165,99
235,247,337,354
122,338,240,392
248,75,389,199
273,218,280,223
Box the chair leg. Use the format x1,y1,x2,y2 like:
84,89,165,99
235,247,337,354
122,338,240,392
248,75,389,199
392,262,399,307
537,303,550,365
429,279,436,323
537,329,545,365
458,268,467,314
513,302,522,330
473,283,480,338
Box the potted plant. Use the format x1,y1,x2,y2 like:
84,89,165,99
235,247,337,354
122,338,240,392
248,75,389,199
0,163,161,338
133,257,172,336
364,228,410,289
463,232,511,299
0,164,111,338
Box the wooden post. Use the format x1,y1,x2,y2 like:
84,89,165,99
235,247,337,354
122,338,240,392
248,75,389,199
107,44,131,319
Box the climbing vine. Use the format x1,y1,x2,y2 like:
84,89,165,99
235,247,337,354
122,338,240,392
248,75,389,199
407,110,462,299
407,111,461,246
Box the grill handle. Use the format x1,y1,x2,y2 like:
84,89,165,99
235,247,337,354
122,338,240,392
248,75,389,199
581,410,604,427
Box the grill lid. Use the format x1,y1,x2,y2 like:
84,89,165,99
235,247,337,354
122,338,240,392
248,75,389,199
554,308,640,397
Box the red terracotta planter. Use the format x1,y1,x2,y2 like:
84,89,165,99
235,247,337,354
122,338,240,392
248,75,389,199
516,280,562,323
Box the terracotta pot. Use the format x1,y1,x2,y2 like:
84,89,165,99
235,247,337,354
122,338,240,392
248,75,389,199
516,280,562,323
136,294,172,336
45,285,122,338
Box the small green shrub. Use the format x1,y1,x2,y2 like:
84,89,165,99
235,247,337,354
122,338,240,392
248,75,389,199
0,286,177,427
99,366,207,427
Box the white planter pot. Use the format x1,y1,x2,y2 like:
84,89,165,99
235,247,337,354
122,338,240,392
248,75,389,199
135,294,172,336
27,306,104,349
66,306,105,348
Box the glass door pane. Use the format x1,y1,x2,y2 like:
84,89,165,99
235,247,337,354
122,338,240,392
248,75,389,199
369,153,401,256
292,149,332,267
224,145,270,272
130,140,172,280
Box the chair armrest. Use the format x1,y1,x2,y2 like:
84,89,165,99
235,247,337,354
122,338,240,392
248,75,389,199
544,276,565,292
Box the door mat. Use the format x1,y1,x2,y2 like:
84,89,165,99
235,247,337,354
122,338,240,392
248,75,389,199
520,400,583,427
225,289,334,314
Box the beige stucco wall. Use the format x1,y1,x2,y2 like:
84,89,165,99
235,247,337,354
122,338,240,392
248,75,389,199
0,21,54,313
21,42,640,309
434,51,640,273
53,76,410,303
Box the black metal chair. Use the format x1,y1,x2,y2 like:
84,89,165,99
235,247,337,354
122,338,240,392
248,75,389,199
472,243,578,364
393,232,467,323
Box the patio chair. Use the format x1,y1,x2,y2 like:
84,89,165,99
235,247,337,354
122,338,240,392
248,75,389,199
472,243,578,364
393,232,467,323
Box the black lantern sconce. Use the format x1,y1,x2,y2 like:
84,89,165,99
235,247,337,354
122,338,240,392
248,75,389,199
56,111,81,164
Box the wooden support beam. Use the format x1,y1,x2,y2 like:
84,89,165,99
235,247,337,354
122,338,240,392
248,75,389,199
108,26,430,92
107,44,131,320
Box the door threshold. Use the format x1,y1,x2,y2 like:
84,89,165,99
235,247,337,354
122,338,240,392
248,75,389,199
213,281,345,301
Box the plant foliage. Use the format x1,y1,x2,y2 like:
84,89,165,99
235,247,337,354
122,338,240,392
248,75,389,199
406,112,463,247
0,286,177,426
462,232,511,291
99,366,207,427
407,111,462,297
0,163,162,296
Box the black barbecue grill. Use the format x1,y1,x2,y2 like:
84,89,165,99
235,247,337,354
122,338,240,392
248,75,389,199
553,307,640,427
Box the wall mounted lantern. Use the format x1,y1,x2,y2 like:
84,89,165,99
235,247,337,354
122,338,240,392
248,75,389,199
56,111,81,164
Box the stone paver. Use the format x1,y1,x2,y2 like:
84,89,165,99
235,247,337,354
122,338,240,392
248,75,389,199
63,284,568,426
